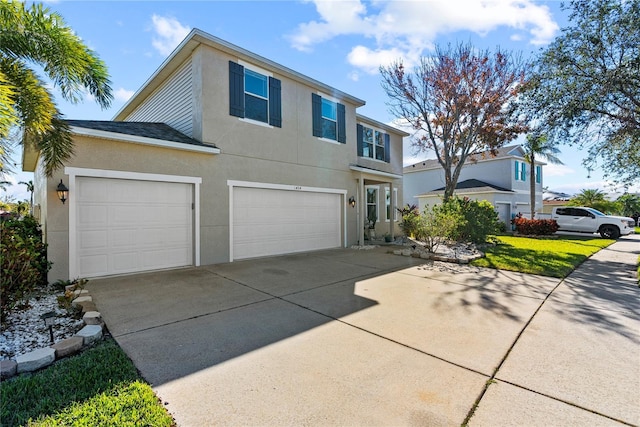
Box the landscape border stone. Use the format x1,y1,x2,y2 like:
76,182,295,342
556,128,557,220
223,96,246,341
16,347,56,373
1,287,105,380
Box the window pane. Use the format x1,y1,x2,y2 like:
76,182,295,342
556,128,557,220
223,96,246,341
363,127,373,143
386,189,391,220
245,94,268,123
367,188,377,204
375,131,384,146
363,142,373,158
321,98,337,120
375,131,385,160
322,118,337,140
245,69,268,98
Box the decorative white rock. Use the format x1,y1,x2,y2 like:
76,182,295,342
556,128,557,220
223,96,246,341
16,347,56,373
74,324,102,345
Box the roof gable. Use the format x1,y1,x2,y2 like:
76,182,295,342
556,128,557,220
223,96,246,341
114,29,365,121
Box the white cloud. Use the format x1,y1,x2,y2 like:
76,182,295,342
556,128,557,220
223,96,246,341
542,163,575,178
347,45,421,74
289,0,559,73
114,87,135,102
150,15,190,57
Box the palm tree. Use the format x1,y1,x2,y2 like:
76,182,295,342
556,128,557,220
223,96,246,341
15,200,29,216
0,1,113,176
523,132,563,218
19,180,33,215
571,189,608,207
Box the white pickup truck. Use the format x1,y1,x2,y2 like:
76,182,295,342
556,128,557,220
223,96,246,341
538,206,636,239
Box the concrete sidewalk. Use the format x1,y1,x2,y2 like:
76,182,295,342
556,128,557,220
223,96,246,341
88,236,640,426
469,234,640,426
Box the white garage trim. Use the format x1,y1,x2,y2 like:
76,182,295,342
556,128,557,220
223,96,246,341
65,167,202,278
227,180,347,262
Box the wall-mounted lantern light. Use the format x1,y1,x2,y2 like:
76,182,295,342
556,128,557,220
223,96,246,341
56,180,69,204
349,196,356,208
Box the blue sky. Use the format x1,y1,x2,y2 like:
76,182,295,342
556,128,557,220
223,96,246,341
4,0,636,202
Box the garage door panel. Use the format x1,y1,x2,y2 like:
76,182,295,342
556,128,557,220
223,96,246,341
79,205,107,226
78,254,109,277
76,177,193,278
79,230,109,250
233,187,341,260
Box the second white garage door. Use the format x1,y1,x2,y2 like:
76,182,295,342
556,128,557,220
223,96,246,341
232,187,342,260
75,177,193,278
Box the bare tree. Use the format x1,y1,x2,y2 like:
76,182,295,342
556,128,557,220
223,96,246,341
381,42,529,200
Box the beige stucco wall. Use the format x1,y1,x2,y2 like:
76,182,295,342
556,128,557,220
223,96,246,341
41,134,402,282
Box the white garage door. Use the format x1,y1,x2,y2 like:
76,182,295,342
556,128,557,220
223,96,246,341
233,187,341,260
76,177,193,278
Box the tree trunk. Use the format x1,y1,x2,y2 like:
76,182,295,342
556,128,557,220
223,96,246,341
530,154,536,219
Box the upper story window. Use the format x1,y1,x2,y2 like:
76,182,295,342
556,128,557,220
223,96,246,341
514,160,527,181
312,93,346,143
535,165,542,184
244,69,269,123
229,61,282,127
357,124,390,163
321,98,337,140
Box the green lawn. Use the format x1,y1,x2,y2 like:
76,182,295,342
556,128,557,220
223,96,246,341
1,339,174,427
472,235,615,277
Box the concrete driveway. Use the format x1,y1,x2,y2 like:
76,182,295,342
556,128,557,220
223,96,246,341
88,238,640,426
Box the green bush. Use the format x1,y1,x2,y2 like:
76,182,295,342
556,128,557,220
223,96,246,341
433,197,501,243
1,216,50,323
415,207,460,252
397,204,420,237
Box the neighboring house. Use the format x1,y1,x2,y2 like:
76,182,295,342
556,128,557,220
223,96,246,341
403,145,545,227
23,29,408,282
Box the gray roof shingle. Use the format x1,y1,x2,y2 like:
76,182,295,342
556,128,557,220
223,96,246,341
65,120,214,148
419,179,513,196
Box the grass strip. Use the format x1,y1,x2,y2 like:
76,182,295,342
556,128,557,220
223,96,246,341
472,235,614,277
1,339,174,427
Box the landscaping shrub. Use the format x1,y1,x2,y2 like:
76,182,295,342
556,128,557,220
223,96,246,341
433,197,501,243
397,204,420,237
414,207,460,252
512,214,559,235
0,216,50,323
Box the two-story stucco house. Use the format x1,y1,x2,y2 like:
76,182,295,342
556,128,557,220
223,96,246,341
23,29,408,282
403,145,544,227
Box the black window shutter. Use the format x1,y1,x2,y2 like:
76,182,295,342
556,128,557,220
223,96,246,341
384,133,390,163
229,61,245,118
356,124,364,156
337,103,346,143
268,77,282,127
312,93,322,137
